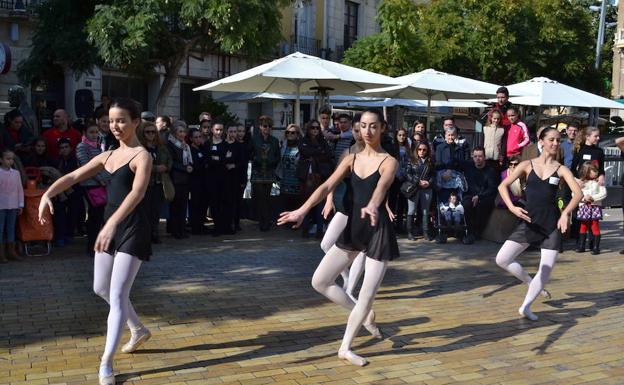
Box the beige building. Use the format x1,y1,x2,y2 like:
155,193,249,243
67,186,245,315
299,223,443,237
613,0,624,103
0,0,383,128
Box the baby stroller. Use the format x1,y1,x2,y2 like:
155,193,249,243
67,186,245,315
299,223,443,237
433,169,469,244
17,168,53,256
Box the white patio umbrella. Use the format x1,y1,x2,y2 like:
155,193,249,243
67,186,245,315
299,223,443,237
505,77,624,109
359,68,500,129
332,98,487,108
193,52,397,125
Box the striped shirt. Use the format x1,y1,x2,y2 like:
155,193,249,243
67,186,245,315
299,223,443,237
333,129,353,163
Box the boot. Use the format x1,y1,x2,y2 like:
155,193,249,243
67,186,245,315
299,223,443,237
6,242,22,261
406,215,414,240
575,233,587,253
591,234,601,255
0,244,7,263
587,232,594,251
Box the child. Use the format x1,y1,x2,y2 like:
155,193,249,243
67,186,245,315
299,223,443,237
0,150,24,262
439,191,464,226
575,161,607,254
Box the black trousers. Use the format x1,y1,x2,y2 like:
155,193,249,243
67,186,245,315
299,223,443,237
252,182,273,230
146,184,164,239
170,183,189,237
189,182,208,234
462,195,494,237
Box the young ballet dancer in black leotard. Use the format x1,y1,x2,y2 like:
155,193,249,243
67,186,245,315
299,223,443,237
496,126,582,321
39,98,153,385
278,110,399,366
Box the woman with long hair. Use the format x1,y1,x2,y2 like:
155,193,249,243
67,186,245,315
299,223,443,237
279,110,399,366
571,126,605,184
496,127,582,321
404,141,434,240
38,98,153,385
388,128,410,233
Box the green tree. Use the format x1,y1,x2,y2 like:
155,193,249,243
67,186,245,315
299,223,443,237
342,0,422,76
17,0,100,85
86,0,287,114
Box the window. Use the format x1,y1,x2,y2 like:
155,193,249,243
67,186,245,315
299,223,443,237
102,75,148,111
344,1,358,50
217,55,231,79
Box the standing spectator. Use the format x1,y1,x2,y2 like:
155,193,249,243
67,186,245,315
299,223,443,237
235,124,250,231
77,125,109,256
0,150,24,262
199,118,212,143
250,115,280,232
487,86,512,129
42,109,82,161
23,137,54,167
96,108,118,152
206,121,227,235
505,107,530,158
319,106,333,135
53,138,81,246
94,94,111,118
188,128,207,235
221,125,246,234
483,110,505,171
2,110,33,155
198,112,212,125
155,115,172,143
575,162,607,254
521,126,564,163
138,121,172,244
389,128,410,233
327,114,353,213
297,120,334,238
560,122,578,169
167,121,193,239
404,142,433,240
278,123,302,213
571,126,605,185
461,146,499,243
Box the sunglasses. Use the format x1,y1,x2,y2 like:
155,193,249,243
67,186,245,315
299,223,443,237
144,131,156,134
509,162,519,166
309,126,320,129
286,131,297,135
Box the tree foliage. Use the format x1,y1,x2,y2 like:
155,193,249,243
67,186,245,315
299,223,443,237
343,0,612,94
86,0,287,113
17,0,100,85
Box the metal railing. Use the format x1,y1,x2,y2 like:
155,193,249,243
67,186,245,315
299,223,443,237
0,0,40,10
287,35,321,57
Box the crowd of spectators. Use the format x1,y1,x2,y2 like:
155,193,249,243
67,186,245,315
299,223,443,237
0,88,622,263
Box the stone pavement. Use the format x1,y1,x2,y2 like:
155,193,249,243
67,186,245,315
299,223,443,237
1,209,623,385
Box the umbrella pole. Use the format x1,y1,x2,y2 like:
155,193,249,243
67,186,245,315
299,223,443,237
426,95,432,137
295,80,301,126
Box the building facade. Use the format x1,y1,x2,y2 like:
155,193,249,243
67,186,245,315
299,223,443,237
0,0,383,129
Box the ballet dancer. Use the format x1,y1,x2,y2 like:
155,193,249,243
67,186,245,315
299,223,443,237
38,98,153,385
279,110,399,366
496,126,581,321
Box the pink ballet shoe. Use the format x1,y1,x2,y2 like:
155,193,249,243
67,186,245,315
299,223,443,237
363,310,383,339
338,350,368,366
121,327,151,353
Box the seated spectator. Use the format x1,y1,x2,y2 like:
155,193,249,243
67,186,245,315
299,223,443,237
498,156,523,208
435,127,466,172
42,109,81,162
439,191,464,226
460,146,498,243
0,149,24,262
505,107,530,158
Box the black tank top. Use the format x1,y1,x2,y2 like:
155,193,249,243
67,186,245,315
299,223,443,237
524,160,560,236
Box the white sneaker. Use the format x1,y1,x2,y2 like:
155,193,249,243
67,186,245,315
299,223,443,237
121,327,151,353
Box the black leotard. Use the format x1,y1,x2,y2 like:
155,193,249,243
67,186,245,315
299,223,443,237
336,154,400,261
508,160,561,250
103,151,152,261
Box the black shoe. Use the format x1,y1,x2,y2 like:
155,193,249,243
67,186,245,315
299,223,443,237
436,233,447,244
576,233,587,252
591,234,601,255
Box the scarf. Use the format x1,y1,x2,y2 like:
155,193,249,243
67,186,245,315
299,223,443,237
82,135,98,149
168,134,193,166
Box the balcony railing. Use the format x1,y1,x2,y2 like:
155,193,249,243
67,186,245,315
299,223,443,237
0,0,40,10
283,35,321,57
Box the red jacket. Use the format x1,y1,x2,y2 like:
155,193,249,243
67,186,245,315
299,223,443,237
43,126,82,160
506,121,530,157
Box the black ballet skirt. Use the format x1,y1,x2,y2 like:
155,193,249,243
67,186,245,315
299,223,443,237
336,155,400,261
103,156,152,261
508,162,561,250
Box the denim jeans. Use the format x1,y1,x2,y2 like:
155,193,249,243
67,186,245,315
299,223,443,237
0,209,18,244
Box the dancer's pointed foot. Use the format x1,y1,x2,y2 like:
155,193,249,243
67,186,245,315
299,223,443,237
338,350,368,366
99,364,114,385
519,306,538,321
121,327,151,353
363,310,383,339
540,289,551,299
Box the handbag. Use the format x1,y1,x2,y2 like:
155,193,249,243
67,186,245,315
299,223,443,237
400,180,418,198
161,173,175,202
302,159,322,198
86,186,107,207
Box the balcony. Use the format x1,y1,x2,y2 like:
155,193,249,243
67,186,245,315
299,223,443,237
615,28,624,50
0,0,40,17
281,35,321,57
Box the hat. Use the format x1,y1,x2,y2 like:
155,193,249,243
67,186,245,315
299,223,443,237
141,111,156,121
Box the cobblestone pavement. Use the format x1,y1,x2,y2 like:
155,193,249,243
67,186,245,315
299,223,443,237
1,209,623,385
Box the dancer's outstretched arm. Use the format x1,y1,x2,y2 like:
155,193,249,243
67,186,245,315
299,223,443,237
278,154,353,228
